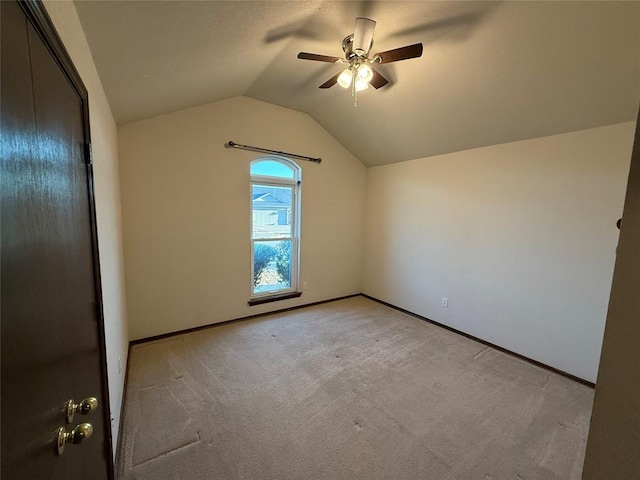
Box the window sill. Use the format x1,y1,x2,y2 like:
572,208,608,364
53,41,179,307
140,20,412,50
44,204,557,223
248,291,302,306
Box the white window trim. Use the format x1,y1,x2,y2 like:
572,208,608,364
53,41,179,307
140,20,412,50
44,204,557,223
250,157,301,300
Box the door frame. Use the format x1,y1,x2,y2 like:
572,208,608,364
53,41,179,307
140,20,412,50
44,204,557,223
17,0,114,475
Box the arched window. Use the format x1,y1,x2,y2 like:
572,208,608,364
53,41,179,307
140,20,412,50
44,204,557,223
250,157,301,302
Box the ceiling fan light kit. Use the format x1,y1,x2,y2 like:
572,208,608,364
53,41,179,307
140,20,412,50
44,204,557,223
337,63,373,91
297,17,424,106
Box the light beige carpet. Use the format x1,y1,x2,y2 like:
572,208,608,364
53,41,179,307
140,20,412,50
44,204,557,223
117,296,593,479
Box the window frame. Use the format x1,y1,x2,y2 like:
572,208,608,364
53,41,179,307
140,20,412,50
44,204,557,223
249,156,301,302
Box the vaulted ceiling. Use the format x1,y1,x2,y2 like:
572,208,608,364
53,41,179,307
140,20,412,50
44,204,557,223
74,1,640,166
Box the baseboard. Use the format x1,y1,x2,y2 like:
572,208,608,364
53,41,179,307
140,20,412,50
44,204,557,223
361,294,595,389
130,293,362,346
126,292,593,410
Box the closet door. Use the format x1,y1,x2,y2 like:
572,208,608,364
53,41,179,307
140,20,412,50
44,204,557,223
1,1,112,478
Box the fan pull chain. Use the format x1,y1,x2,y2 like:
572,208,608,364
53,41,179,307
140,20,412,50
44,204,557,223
351,68,358,107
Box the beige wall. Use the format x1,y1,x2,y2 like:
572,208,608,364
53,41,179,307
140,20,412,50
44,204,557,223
44,1,129,453
363,123,635,382
118,96,367,340
583,115,640,478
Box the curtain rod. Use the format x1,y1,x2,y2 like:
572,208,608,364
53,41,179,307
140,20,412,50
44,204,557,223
225,141,322,164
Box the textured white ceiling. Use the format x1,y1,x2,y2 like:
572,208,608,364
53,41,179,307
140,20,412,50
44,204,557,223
74,1,640,166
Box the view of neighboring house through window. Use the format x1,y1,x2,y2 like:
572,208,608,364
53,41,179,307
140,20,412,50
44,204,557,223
250,157,300,298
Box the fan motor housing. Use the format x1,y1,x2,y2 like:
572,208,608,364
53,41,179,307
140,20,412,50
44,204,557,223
342,34,361,60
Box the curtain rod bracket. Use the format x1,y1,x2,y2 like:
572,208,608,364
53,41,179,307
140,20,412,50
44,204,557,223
225,141,322,164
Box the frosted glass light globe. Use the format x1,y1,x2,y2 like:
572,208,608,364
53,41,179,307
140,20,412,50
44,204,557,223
357,64,373,83
355,77,369,92
337,69,352,89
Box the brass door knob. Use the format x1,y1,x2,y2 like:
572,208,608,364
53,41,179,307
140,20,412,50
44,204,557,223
65,397,98,423
57,423,93,456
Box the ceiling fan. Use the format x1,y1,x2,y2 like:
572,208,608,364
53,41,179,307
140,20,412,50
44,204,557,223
297,17,423,105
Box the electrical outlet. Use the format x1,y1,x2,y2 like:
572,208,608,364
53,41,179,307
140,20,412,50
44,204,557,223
441,298,448,308
303,282,308,290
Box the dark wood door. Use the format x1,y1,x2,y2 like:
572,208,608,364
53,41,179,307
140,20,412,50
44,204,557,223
1,1,112,478
582,110,640,476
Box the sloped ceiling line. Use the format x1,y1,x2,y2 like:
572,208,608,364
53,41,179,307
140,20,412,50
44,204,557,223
74,1,640,167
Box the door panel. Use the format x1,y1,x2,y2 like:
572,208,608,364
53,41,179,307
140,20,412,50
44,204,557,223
1,1,111,478
582,110,640,477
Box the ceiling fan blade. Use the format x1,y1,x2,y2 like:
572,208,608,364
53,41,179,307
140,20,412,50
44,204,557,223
319,72,341,89
353,17,376,55
297,52,342,63
370,68,389,89
375,43,423,63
